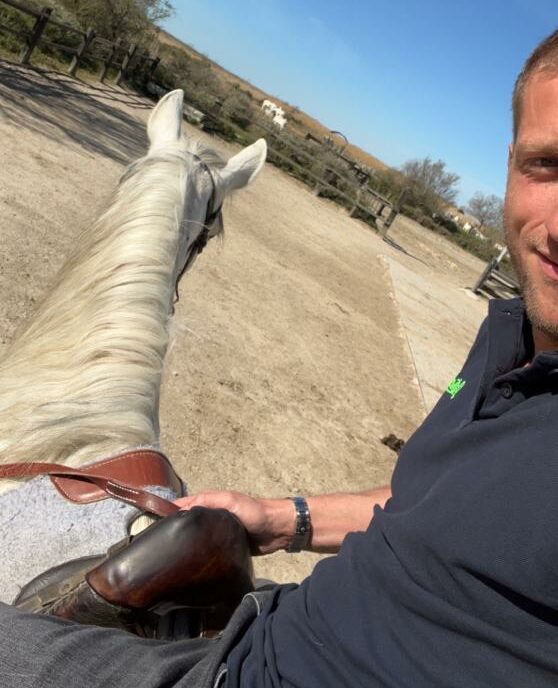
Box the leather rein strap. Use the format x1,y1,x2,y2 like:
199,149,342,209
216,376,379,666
173,158,222,306
0,450,181,519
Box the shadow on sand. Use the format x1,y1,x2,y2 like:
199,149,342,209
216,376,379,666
383,234,428,265
0,58,152,164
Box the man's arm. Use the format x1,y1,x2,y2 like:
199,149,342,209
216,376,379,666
174,486,391,555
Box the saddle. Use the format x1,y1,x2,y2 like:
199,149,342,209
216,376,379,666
0,451,254,638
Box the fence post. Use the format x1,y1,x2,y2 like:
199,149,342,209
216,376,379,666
99,38,121,83
314,167,335,197
207,97,223,129
20,6,52,65
383,187,408,236
472,257,497,294
139,55,160,88
68,27,96,77
382,208,397,233
349,180,368,217
146,56,160,81
115,42,138,86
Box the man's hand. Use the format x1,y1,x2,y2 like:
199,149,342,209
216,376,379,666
174,492,295,555
175,486,392,556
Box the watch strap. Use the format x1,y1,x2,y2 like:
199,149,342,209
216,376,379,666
286,496,312,553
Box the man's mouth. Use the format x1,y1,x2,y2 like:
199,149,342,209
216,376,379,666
537,250,558,280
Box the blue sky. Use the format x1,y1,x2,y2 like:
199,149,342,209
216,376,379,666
163,0,556,205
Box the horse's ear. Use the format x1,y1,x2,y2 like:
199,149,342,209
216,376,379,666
147,90,184,153
220,139,267,193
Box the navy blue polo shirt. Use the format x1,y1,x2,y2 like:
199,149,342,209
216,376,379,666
226,298,558,687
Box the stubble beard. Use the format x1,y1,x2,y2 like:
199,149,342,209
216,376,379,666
521,278,558,340
506,231,558,341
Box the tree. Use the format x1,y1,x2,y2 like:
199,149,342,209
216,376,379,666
60,0,173,43
400,157,460,215
466,192,504,232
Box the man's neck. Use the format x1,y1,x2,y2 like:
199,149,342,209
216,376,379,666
532,327,558,354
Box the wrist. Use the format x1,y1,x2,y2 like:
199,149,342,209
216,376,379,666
259,498,298,551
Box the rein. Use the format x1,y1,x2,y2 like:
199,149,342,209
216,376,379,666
174,156,222,305
0,450,181,518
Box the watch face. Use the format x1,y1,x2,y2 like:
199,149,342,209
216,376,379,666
287,497,312,552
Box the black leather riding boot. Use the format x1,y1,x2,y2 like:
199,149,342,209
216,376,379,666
14,507,254,638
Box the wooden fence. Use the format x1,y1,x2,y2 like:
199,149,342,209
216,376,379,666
472,247,520,299
0,0,399,230
0,0,159,84
203,99,399,230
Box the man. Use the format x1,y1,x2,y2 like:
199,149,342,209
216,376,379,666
3,28,558,688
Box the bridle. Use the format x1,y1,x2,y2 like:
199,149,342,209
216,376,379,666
173,155,223,304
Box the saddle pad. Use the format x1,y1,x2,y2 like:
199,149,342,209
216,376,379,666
0,476,183,604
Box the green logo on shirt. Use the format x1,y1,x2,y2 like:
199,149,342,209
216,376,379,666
446,377,466,399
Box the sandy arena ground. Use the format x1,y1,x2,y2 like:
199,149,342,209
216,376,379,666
0,59,489,583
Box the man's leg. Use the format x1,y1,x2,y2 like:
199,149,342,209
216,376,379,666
0,602,213,688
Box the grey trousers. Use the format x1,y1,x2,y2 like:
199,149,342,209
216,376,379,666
0,591,267,688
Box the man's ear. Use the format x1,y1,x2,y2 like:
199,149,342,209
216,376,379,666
220,139,267,194
507,143,514,168
147,90,184,154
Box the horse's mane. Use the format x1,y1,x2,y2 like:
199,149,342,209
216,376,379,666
0,137,223,467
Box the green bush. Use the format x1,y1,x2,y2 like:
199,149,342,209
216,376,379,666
158,45,222,112
202,113,238,142
0,2,104,73
452,232,495,262
0,6,34,56
369,168,405,204
432,213,460,234
401,204,424,224
221,87,254,130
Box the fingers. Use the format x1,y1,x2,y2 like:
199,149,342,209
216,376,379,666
172,492,290,556
174,490,237,512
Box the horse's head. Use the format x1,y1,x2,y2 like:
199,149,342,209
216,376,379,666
146,89,267,288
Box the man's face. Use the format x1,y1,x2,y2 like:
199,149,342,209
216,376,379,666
505,71,558,348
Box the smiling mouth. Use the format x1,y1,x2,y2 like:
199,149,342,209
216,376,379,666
537,251,558,280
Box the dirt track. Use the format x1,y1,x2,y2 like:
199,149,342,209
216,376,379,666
0,59,489,583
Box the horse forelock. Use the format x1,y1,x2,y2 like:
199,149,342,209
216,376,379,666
118,138,226,240
188,139,226,171
120,138,224,183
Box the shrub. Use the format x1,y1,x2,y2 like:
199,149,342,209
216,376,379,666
369,168,405,204
432,213,460,234
221,88,254,130
0,6,35,56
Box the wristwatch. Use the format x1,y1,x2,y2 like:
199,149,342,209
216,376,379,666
286,496,312,553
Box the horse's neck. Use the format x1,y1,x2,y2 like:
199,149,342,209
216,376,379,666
0,156,189,468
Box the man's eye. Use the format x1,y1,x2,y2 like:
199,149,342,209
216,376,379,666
531,157,558,168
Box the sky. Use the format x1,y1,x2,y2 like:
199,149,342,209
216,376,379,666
162,0,557,206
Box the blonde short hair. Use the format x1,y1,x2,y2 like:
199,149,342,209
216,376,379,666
513,29,558,140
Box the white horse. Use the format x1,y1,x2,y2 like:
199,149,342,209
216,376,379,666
0,89,266,603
